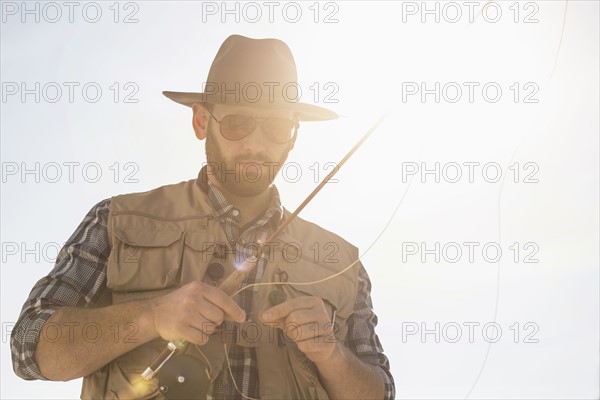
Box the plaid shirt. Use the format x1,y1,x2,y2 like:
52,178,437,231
11,177,395,400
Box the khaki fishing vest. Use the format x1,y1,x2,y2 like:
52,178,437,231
80,176,360,399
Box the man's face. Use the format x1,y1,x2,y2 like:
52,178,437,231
204,104,296,197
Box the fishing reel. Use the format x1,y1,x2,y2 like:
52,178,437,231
156,354,211,399
154,256,228,399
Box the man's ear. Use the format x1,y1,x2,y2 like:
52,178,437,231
192,103,209,140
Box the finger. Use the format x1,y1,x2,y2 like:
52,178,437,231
284,322,333,343
199,285,246,322
284,308,330,328
185,313,220,336
261,296,321,322
180,296,223,327
194,298,226,326
179,324,211,345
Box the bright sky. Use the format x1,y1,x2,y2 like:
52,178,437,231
1,1,598,399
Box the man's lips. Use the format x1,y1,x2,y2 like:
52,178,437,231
236,160,269,165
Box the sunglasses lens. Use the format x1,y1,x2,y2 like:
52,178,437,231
218,115,296,143
220,115,255,140
264,118,296,143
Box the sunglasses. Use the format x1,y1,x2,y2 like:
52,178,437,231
207,109,298,144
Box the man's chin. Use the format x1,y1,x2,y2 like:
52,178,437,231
215,163,280,197
220,180,273,197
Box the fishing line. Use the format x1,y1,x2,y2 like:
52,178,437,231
549,0,569,83
225,147,422,398
465,2,568,397
224,342,259,400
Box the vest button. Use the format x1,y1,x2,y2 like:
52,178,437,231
207,263,225,281
268,289,287,306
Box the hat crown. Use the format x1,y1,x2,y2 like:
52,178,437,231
206,35,298,91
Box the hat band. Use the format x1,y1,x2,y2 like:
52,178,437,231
200,81,302,104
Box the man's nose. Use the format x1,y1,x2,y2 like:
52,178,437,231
240,124,269,152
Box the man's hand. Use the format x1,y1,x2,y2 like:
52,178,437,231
260,296,336,363
150,281,246,345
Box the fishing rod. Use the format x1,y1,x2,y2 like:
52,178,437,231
142,111,390,381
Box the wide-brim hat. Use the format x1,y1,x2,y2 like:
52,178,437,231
163,35,338,121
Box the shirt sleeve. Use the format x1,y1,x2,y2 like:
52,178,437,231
10,199,112,380
345,262,396,400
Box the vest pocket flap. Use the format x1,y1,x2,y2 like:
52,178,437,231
283,281,353,319
113,228,183,248
107,229,185,292
277,262,355,319
184,231,218,252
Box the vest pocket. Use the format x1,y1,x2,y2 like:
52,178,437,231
286,344,331,400
181,231,224,285
280,283,351,345
275,259,355,344
82,340,164,399
108,340,164,399
107,228,184,292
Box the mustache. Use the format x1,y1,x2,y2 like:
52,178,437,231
233,154,272,164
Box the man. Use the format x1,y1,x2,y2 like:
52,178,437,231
11,35,395,399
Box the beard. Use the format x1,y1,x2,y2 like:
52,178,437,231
205,126,289,197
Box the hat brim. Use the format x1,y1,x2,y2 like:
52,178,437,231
162,91,338,121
